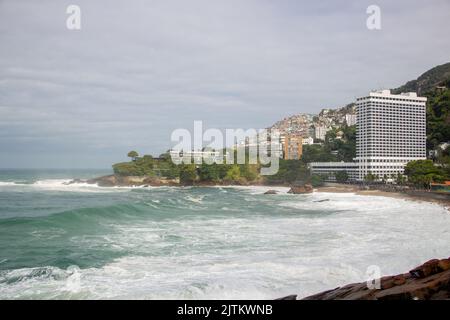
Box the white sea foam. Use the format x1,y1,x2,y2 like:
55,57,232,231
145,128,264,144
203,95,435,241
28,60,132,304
184,195,205,203
0,191,449,299
222,185,291,195
0,181,19,186
0,179,135,193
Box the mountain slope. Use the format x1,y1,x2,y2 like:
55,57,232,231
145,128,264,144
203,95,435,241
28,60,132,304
392,62,450,95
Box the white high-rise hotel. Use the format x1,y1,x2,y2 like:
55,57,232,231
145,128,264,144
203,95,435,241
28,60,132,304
310,89,427,181
355,89,427,179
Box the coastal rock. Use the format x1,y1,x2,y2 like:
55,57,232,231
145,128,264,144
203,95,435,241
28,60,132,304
64,178,86,185
275,294,297,300
393,275,407,286
87,175,117,187
438,259,450,271
409,258,450,278
264,190,278,195
288,184,313,194
302,258,450,300
86,175,180,187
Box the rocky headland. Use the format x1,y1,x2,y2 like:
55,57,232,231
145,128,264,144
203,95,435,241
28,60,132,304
72,174,318,194
68,176,450,205
66,175,180,187
299,257,450,300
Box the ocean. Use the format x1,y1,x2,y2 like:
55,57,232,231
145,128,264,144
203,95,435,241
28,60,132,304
0,169,449,299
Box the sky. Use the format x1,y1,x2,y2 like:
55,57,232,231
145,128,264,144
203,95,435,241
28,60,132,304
0,0,449,168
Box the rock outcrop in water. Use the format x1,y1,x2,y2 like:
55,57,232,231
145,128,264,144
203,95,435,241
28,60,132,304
301,257,450,300
78,175,180,187
287,184,313,194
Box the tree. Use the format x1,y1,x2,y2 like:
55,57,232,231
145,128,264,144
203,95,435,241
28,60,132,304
335,171,349,183
179,164,197,185
264,159,309,184
323,125,356,162
127,151,139,161
392,173,405,185
364,172,377,183
310,174,325,187
224,165,241,182
302,144,337,163
404,160,446,188
425,87,450,151
198,164,221,182
239,164,259,182
113,162,141,176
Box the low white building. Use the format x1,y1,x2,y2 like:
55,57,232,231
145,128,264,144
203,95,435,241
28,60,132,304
309,162,359,181
169,150,224,164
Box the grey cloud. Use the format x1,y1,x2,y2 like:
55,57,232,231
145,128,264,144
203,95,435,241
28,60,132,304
0,0,449,168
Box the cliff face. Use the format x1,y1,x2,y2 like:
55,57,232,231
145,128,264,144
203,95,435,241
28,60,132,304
302,258,450,300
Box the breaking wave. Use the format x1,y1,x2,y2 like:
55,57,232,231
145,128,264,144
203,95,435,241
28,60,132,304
0,178,449,299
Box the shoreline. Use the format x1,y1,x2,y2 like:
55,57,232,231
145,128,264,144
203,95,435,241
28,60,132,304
315,184,450,211
75,175,450,211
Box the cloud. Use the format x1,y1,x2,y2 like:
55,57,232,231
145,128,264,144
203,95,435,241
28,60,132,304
0,0,449,168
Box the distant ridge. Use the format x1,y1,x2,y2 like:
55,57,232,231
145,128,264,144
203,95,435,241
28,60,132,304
392,62,450,95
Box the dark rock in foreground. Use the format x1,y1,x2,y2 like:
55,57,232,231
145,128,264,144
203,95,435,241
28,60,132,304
275,294,297,300
264,190,279,195
301,257,450,300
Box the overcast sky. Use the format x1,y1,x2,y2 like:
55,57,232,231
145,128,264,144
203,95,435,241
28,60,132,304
0,0,449,168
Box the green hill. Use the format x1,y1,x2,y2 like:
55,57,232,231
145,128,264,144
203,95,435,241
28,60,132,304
391,62,450,151
424,79,450,150
392,62,450,95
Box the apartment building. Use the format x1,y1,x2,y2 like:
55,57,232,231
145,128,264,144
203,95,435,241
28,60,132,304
314,125,330,141
345,114,357,126
310,90,427,181
283,135,303,160
355,89,427,180
302,137,314,145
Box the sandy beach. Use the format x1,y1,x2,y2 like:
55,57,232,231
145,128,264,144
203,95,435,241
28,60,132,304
315,184,450,211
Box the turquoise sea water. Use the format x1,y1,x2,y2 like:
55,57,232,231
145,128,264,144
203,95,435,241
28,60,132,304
0,169,450,299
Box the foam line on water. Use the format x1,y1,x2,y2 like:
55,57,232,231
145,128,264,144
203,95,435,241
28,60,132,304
1,189,449,299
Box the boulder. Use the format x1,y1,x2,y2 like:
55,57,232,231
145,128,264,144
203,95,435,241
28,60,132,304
302,258,450,300
275,294,297,300
393,275,407,286
438,259,450,271
64,178,86,185
288,184,313,194
143,176,164,186
264,190,278,195
87,175,117,187
409,259,441,278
